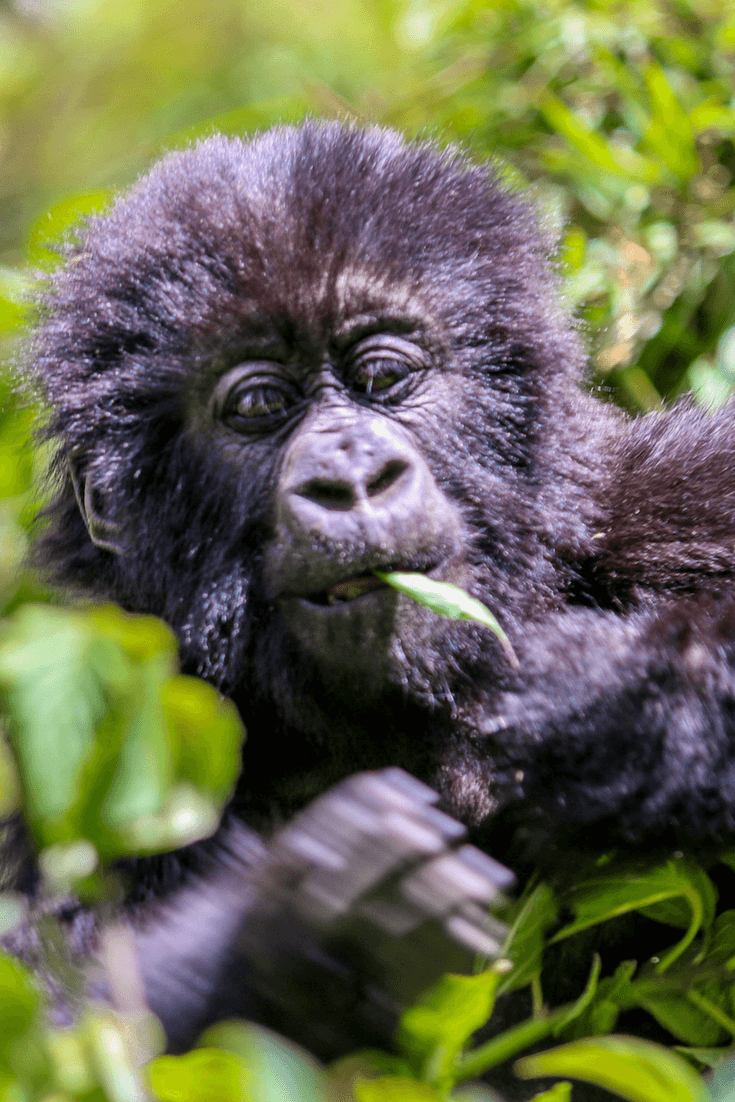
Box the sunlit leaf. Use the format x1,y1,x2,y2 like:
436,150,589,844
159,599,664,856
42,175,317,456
399,971,501,1084
516,1036,710,1102
87,1013,149,1101
641,63,699,181
526,1085,571,1102
354,1079,442,1102
149,1048,249,1102
27,191,111,267
161,675,243,802
538,92,660,185
0,603,243,857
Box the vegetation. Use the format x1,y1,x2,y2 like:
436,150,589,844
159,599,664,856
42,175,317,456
0,0,734,1099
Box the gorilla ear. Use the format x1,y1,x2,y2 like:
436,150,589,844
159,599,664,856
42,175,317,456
68,456,127,555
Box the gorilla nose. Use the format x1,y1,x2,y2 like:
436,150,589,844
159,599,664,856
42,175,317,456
266,410,463,600
294,458,411,512
281,419,420,533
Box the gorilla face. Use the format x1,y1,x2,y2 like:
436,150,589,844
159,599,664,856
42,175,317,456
32,122,591,731
194,279,471,693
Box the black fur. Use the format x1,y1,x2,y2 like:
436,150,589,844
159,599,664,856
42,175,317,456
18,121,735,1090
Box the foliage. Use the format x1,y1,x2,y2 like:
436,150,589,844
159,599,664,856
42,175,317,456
0,0,734,1099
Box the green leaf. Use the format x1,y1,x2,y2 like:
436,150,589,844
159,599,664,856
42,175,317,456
528,1085,571,1102
98,657,175,829
0,729,20,817
691,221,735,256
0,605,111,828
457,1015,560,1083
27,190,111,267
0,266,29,334
552,955,601,1037
86,1011,150,1102
114,783,221,854
354,1079,442,1102
399,971,500,1086
149,1048,249,1102
538,92,660,185
46,1027,96,1095
0,603,243,858
0,954,39,1051
88,605,178,665
38,839,98,891
378,573,518,667
562,960,637,1040
638,989,727,1047
675,1047,731,1071
705,910,735,967
639,863,716,932
516,1036,710,1102
560,226,586,275
0,407,34,499
161,675,243,802
499,882,558,995
201,1021,328,1102
0,953,51,1091
330,1052,415,1099
641,63,699,181
554,861,714,971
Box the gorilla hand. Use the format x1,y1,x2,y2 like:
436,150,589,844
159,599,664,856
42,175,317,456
134,769,513,1056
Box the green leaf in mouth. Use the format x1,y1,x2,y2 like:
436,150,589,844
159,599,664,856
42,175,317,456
376,572,518,668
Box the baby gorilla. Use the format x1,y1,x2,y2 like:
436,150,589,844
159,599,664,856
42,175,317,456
16,121,735,1082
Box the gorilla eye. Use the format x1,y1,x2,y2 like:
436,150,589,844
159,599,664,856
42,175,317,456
213,366,299,435
346,335,425,400
230,386,288,421
352,357,408,395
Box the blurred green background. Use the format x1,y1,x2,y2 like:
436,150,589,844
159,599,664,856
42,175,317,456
0,3,733,1100
2,0,735,408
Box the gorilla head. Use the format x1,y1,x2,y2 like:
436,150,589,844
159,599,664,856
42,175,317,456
31,121,606,820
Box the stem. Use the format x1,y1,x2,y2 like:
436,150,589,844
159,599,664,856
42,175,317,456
456,1012,559,1081
457,959,733,1083
656,889,702,973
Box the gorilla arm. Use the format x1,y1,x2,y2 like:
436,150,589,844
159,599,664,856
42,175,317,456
484,596,735,870
474,402,735,867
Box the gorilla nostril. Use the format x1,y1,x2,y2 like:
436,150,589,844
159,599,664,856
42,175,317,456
297,478,356,511
367,460,409,498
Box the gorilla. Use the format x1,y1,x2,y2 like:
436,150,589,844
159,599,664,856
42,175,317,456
14,120,735,1088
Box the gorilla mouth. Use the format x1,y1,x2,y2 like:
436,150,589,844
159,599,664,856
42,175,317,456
325,574,387,604
298,564,425,606
299,572,391,607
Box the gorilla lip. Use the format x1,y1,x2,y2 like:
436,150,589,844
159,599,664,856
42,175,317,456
325,574,387,604
299,564,429,606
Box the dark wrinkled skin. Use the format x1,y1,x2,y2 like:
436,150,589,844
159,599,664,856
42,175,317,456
10,121,735,1098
